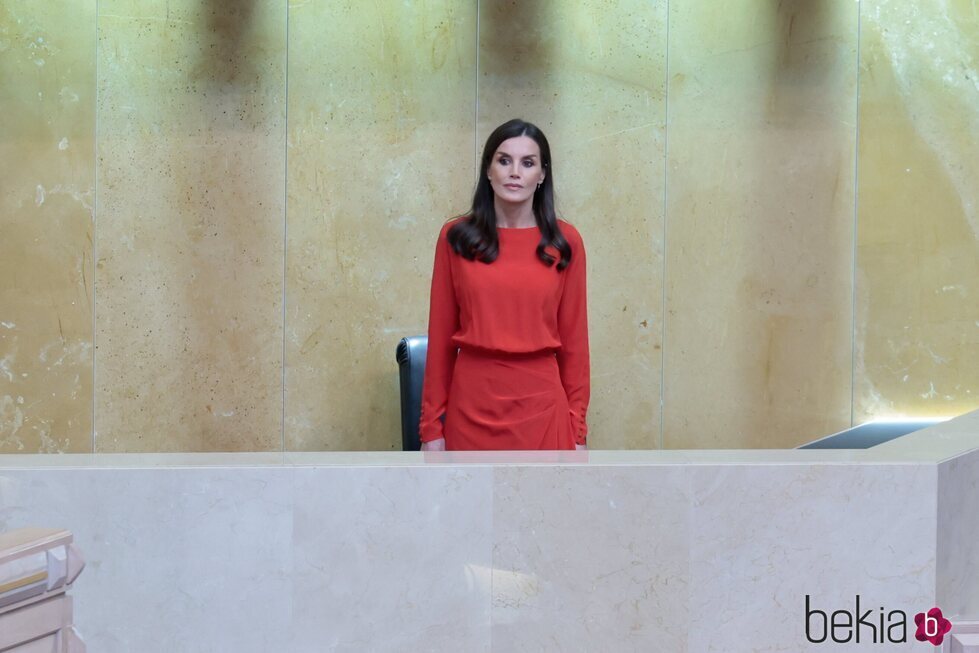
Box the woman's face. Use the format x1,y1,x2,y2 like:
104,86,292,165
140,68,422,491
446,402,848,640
487,135,545,206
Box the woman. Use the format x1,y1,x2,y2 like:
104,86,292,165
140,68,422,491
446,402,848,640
418,119,590,451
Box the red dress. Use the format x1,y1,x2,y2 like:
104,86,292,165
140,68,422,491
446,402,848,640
419,217,590,450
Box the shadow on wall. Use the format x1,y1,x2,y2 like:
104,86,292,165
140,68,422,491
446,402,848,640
772,0,840,87
198,0,258,84
168,0,281,450
477,1,557,141
734,0,853,445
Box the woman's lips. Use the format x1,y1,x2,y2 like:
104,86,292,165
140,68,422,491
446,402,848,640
504,183,522,189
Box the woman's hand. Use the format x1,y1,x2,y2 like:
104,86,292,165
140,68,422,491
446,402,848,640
421,438,446,452
575,443,587,451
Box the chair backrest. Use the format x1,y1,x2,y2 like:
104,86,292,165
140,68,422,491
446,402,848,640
396,336,428,450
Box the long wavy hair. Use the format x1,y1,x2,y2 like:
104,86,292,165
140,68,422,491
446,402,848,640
447,119,572,271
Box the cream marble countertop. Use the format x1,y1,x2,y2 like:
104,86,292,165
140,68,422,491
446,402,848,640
0,409,976,469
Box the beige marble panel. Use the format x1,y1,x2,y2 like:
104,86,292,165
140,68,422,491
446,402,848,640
664,0,857,448
293,467,493,650
0,3,96,453
477,1,667,449
492,466,690,650
96,1,285,452
856,0,979,422
285,2,477,451
689,463,936,651
938,447,979,619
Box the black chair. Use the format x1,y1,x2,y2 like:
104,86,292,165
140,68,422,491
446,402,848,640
396,336,428,450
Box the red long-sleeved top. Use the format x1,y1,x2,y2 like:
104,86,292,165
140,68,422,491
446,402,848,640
419,217,590,445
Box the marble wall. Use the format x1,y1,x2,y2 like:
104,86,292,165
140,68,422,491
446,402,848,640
285,1,477,451
938,445,979,619
855,0,979,423
0,453,944,652
0,2,96,454
663,0,857,448
1,1,976,452
95,0,286,452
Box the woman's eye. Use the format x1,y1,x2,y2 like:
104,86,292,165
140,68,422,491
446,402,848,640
522,160,535,168
498,157,510,165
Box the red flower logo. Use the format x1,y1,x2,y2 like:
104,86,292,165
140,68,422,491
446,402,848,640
914,607,952,646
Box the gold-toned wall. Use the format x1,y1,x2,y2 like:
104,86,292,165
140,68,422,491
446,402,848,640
95,0,286,451
1,2,96,453
286,1,477,450
1,1,976,453
856,0,979,422
663,0,858,448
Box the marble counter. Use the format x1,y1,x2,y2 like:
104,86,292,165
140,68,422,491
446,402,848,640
0,409,977,652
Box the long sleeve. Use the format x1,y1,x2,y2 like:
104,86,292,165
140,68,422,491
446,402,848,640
418,224,460,443
556,229,590,445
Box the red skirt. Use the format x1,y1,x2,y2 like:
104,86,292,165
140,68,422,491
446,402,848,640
444,347,576,451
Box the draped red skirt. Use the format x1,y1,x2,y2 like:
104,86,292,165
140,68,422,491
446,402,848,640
444,347,576,451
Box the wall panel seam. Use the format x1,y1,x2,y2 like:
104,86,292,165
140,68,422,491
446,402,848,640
850,0,862,427
282,0,290,452
659,0,671,451
92,0,100,453
474,0,480,168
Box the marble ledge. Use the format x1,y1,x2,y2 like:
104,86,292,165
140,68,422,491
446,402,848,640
0,408,975,469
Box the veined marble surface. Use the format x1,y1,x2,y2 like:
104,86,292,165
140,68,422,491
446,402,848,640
0,1,96,454
856,0,979,423
0,407,975,469
284,1,477,453
664,0,858,450
0,410,976,652
938,445,979,619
